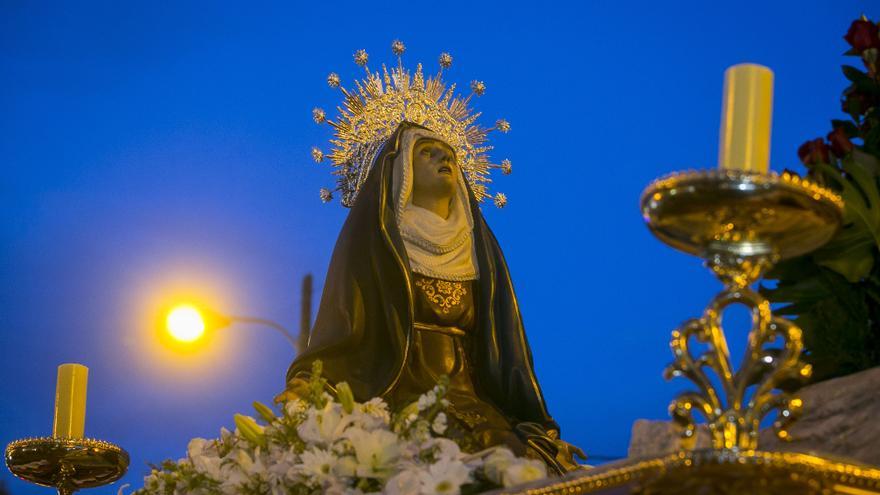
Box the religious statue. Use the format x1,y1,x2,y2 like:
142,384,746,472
282,42,584,474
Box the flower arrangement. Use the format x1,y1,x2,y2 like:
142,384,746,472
130,361,547,495
762,16,880,382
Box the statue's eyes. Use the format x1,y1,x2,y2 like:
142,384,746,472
419,148,431,156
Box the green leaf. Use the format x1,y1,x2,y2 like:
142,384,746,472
842,65,869,83
816,162,880,248
816,246,875,282
764,275,833,303
852,148,880,175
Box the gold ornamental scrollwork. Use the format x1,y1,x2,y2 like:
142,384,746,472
663,259,811,450
415,277,467,314
641,170,843,451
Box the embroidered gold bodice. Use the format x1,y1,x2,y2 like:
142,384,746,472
412,273,475,330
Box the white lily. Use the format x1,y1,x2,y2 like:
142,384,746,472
345,427,401,480
297,401,354,446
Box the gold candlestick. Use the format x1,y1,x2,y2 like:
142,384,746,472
484,170,880,495
5,437,129,495
6,365,128,495
641,169,843,449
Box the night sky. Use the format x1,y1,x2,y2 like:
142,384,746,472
2,1,876,493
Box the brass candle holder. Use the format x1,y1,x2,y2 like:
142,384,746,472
640,168,843,449
5,437,129,495
491,169,880,494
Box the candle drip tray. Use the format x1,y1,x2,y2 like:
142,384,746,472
641,170,843,261
6,437,129,495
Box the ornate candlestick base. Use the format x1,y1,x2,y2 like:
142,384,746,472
484,169,880,494
640,169,843,450
5,437,129,495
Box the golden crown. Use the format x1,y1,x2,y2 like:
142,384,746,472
310,41,512,208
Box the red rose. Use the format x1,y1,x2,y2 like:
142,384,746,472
844,20,880,53
798,138,831,165
827,127,854,157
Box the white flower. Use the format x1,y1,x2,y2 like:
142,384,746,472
134,366,554,495
297,402,353,446
296,447,337,485
351,398,390,431
187,438,211,458
345,428,400,480
482,447,516,485
385,469,421,495
417,390,437,411
332,455,358,478
431,413,447,435
186,438,223,478
219,427,234,443
423,438,460,463
188,452,221,479
418,458,471,495
217,459,249,492
357,398,391,424
266,446,297,485
502,459,547,487
284,399,308,417
235,448,266,476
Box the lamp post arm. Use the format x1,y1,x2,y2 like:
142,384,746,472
227,315,299,351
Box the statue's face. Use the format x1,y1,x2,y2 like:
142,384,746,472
411,138,457,202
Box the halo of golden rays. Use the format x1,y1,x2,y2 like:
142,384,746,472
311,42,513,207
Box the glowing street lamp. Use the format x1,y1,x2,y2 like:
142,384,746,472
163,303,298,351
166,304,206,343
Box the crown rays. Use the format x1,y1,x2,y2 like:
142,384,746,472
311,41,512,207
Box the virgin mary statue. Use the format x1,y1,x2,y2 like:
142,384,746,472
285,122,584,473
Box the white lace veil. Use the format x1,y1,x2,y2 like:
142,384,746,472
390,127,479,281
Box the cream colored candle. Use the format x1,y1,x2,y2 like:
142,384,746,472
718,64,774,173
53,363,88,438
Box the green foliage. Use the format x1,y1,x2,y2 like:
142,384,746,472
762,18,880,382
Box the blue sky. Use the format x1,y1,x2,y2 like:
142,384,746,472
1,1,876,493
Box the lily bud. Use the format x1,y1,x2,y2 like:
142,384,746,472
336,382,355,413
234,414,267,448
253,401,276,423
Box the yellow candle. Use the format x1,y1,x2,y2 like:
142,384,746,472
718,64,774,174
53,363,88,438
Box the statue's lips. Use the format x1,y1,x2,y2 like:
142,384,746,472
438,165,452,175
